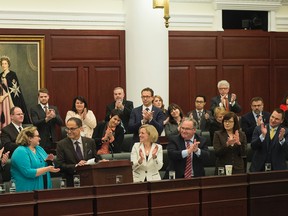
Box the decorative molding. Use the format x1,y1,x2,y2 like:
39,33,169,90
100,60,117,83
214,0,283,11
170,13,214,28
0,10,125,29
276,16,288,30
170,0,212,2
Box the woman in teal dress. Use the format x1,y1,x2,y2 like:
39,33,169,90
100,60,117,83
11,126,60,192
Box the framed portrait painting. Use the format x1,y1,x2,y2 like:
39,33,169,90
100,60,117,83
0,35,44,117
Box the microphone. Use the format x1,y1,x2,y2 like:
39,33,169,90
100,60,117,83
109,143,114,160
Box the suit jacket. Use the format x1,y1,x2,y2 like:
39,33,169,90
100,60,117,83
1,123,21,157
128,105,165,142
56,136,99,186
210,94,241,114
240,111,270,143
213,130,247,174
30,104,63,150
92,121,124,153
130,142,163,182
105,100,134,133
165,134,210,178
250,125,288,172
187,109,212,131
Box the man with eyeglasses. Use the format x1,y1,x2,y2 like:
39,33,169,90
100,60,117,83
210,80,241,115
30,88,63,153
128,87,165,143
240,97,270,143
165,117,210,179
0,106,24,157
187,95,212,132
56,117,101,187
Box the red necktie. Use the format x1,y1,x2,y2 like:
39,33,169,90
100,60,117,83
184,141,192,178
225,98,230,111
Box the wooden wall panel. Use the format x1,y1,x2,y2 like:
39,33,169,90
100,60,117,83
273,66,288,109
50,35,121,60
274,37,288,59
222,36,270,59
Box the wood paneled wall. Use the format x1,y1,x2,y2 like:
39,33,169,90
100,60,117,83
169,30,288,115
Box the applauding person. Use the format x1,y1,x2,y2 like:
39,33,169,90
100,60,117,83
130,125,163,182
213,112,247,174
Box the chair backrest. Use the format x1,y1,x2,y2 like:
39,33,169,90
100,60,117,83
201,131,211,146
121,134,134,152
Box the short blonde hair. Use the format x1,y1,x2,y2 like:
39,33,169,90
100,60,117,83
16,126,38,146
214,107,226,118
139,124,159,143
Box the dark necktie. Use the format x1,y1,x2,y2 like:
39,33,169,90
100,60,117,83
18,126,22,132
74,141,83,160
184,141,192,179
145,107,149,112
198,111,202,119
44,105,48,113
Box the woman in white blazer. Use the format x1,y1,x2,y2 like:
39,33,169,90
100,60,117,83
131,124,163,182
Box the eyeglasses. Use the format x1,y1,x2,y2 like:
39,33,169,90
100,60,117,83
181,127,194,131
224,120,234,124
195,101,204,104
65,127,80,132
141,96,152,99
14,113,25,116
218,88,228,90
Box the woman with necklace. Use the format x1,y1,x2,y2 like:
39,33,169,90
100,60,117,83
11,126,60,192
213,112,247,174
93,109,124,154
131,124,163,182
65,96,97,138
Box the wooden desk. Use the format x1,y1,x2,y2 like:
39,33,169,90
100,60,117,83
0,192,35,214
201,174,248,216
95,182,149,216
35,186,94,216
248,170,288,216
149,178,200,216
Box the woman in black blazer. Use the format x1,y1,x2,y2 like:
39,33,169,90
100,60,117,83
93,109,124,154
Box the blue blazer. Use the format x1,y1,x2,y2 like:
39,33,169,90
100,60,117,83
128,105,165,142
250,124,288,172
11,145,51,192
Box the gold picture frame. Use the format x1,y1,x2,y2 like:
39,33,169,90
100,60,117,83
0,35,45,111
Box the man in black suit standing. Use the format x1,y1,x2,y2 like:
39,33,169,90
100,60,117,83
250,108,288,172
128,87,165,143
165,117,210,179
187,95,212,132
210,80,241,114
241,97,270,143
105,87,133,133
30,88,63,153
1,106,24,157
56,117,101,187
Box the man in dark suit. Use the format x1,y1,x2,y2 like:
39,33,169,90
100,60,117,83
30,88,63,153
105,87,133,133
250,108,288,172
187,95,212,132
165,117,210,178
1,107,24,157
210,80,241,114
128,87,165,143
241,97,270,143
56,117,101,187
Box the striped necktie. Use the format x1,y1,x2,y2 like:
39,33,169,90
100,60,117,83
184,141,192,178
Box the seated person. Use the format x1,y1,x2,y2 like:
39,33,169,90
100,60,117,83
209,107,226,143
11,126,59,192
93,109,124,154
280,93,288,111
65,96,97,138
165,103,184,138
130,125,163,182
213,112,247,175
153,95,169,125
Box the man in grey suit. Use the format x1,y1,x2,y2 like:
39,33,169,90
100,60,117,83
30,88,63,153
1,107,24,157
56,117,101,187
